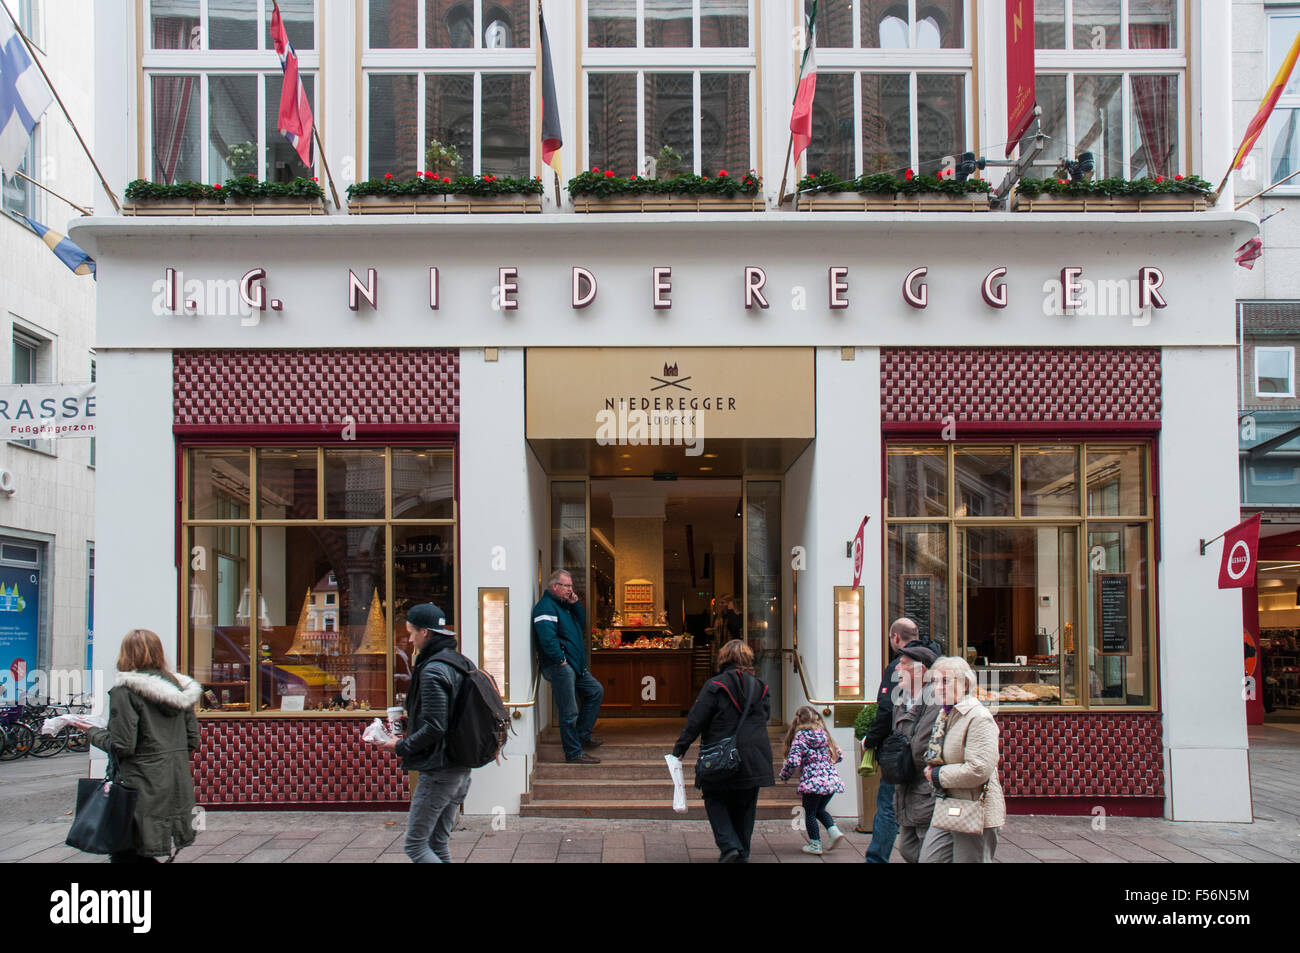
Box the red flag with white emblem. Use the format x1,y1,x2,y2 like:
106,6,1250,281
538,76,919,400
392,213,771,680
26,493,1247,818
1218,514,1261,589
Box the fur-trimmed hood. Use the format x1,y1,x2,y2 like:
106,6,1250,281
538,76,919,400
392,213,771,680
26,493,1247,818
115,670,202,710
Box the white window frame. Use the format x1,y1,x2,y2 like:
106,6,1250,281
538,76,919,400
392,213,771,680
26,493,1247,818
582,1,758,175
1256,346,1297,399
1265,7,1300,195
142,1,319,183
1,124,42,220
362,2,536,178
1031,1,1186,173
806,0,971,53
10,319,57,456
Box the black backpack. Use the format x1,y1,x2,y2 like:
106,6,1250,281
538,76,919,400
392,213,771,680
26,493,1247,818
433,649,512,768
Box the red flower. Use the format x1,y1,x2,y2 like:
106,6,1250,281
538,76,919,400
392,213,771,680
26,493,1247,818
213,183,222,189
442,176,451,183
630,174,638,180
604,169,615,178
384,172,393,179
247,173,256,178
535,176,541,181
1175,173,1184,180
311,176,318,182
591,166,600,173
1057,179,1066,184
904,169,914,180
1155,175,1164,183
718,170,728,177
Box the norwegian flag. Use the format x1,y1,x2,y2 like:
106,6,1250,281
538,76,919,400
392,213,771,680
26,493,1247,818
270,1,313,168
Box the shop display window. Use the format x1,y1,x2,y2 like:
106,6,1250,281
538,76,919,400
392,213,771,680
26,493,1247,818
183,446,457,715
885,442,1155,709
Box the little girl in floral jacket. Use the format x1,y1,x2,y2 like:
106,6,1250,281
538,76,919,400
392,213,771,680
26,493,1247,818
779,706,846,854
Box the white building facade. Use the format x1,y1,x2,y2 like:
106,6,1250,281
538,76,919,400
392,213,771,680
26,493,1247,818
1,0,98,704
78,0,1255,823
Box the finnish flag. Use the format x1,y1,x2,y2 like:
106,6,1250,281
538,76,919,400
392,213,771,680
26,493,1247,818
0,12,52,180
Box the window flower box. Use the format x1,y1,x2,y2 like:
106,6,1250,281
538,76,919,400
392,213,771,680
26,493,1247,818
123,179,226,215
568,169,764,213
793,170,992,212
347,173,543,214
123,177,328,216
1013,175,1211,212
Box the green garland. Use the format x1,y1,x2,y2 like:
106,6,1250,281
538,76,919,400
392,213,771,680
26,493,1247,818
797,169,992,196
1016,174,1212,198
347,173,544,198
567,168,762,198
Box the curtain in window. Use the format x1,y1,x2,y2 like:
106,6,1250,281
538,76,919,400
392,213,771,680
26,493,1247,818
1129,23,1172,177
152,17,200,183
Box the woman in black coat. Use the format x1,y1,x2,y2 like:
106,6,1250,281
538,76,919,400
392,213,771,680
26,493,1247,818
672,639,774,862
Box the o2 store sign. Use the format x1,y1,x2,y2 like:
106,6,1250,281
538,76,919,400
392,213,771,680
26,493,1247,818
154,264,1169,316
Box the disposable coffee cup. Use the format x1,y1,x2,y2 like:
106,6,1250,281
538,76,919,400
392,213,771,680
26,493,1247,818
386,706,405,737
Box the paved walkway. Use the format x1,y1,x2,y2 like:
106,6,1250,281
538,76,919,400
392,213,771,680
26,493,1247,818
2,726,1296,863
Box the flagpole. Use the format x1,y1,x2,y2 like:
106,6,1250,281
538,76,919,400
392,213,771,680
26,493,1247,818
552,169,561,208
780,0,817,207
11,169,92,216
1,1,120,214
1234,166,1300,210
777,136,796,207
310,124,342,209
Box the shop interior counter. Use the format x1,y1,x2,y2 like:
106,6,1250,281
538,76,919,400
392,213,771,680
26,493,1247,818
591,628,693,715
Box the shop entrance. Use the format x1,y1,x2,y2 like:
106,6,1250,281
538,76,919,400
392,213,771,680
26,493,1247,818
1253,560,1300,723
549,478,784,721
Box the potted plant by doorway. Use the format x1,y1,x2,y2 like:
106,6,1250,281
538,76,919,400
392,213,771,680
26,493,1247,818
853,702,882,834
568,167,764,212
1013,173,1211,211
793,169,992,211
123,178,228,215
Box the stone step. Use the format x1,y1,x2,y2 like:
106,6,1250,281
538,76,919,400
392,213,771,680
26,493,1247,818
533,759,783,781
518,799,803,820
537,740,790,764
525,778,798,802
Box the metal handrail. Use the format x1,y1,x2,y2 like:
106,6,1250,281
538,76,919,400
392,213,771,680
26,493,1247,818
789,566,845,714
505,668,541,717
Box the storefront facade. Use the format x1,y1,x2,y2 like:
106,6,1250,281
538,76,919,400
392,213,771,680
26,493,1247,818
79,0,1254,822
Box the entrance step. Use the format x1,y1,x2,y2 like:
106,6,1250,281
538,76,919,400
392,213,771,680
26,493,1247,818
519,799,803,820
523,778,796,803
533,759,784,781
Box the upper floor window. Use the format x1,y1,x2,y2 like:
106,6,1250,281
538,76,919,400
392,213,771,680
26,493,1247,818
584,2,755,177
1257,347,1296,399
1028,1,1184,179
368,0,531,49
363,1,534,178
799,2,970,181
11,324,55,454
1267,10,1300,193
144,1,318,184
1,128,37,218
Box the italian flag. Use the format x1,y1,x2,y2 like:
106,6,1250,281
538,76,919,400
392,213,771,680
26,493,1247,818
790,1,819,162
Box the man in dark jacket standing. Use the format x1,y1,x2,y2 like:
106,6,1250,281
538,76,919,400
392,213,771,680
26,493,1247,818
532,570,604,764
860,617,942,863
381,603,468,863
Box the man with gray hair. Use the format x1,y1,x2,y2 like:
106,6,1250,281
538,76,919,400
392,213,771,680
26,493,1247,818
531,570,604,764
860,617,942,863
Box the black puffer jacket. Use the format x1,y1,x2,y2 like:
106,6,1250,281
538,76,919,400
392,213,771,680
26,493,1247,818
395,634,464,772
860,637,943,753
673,664,775,792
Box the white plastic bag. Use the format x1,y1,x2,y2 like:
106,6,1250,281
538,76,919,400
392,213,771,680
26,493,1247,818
664,754,688,813
42,713,106,735
362,718,394,745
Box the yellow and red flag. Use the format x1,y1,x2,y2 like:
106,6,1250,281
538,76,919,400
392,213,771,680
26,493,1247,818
1231,26,1300,171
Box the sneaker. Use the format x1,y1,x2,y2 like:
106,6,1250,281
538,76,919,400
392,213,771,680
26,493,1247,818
825,825,846,851
801,841,823,855
565,753,601,764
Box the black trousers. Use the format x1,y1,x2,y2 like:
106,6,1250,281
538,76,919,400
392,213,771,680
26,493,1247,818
702,787,760,859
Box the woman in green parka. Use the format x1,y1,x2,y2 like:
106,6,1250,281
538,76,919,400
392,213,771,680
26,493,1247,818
72,628,202,862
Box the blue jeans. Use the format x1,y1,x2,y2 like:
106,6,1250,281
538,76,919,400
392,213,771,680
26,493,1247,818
864,781,898,863
542,662,603,760
404,767,472,863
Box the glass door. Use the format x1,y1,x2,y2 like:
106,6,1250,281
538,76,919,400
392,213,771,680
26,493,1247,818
745,481,782,720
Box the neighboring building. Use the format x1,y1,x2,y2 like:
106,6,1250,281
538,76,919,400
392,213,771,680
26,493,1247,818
0,0,97,703
1233,3,1300,724
79,1,1253,822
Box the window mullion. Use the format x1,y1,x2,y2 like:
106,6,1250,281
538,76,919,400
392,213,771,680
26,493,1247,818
257,74,267,180
909,0,917,48
1122,72,1132,179
474,72,483,174
637,69,646,175
418,72,427,174
1120,0,1129,51
418,0,427,50
852,71,862,177
200,0,210,51
909,71,919,171
474,0,482,49
693,70,702,174
693,0,701,48
637,0,645,48
200,73,211,182
1064,0,1073,51
257,0,266,50
1065,71,1075,167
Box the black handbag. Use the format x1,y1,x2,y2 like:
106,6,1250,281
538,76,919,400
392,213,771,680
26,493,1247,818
878,703,928,786
66,756,138,855
695,674,756,785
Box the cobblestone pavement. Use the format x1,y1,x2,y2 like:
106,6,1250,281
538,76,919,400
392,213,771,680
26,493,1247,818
2,727,1295,863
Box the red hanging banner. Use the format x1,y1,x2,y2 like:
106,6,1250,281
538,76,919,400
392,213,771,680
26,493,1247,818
1005,0,1037,156
1218,514,1261,589
851,515,870,588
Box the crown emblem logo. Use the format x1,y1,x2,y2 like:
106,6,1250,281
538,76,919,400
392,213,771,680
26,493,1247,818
662,362,679,377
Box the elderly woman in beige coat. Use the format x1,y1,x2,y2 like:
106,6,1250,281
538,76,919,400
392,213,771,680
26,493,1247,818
919,656,1005,863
